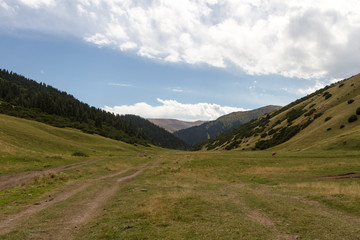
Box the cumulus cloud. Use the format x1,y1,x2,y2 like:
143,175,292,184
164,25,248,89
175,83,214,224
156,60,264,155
2,0,360,80
19,0,56,9
297,81,326,95
103,98,246,121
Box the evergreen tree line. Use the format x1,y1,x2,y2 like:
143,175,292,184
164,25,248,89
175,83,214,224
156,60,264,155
0,69,149,145
120,115,188,150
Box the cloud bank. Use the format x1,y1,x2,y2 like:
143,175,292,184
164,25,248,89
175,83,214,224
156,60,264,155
103,98,246,121
1,0,360,80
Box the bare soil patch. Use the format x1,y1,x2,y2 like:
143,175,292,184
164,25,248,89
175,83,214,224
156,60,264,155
320,172,360,180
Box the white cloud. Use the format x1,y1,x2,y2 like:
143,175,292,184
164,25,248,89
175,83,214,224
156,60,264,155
297,81,326,95
103,98,246,121
20,0,55,9
2,0,360,80
171,88,184,93
0,1,11,10
170,87,190,93
108,82,133,87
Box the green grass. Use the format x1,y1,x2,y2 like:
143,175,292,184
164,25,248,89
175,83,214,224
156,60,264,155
0,113,154,174
74,151,360,240
1,114,360,239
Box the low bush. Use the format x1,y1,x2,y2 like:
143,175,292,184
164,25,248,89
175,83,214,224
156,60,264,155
323,91,332,100
348,99,354,104
286,108,306,123
348,115,358,123
314,112,323,119
72,151,89,157
304,109,316,117
324,116,332,122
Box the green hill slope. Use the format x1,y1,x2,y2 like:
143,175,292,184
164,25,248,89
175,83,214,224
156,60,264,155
0,69,186,150
200,74,360,151
120,115,188,150
0,113,155,175
174,105,281,146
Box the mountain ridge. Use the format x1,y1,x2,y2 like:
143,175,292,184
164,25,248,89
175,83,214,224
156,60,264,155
147,118,207,133
174,105,281,146
199,74,360,151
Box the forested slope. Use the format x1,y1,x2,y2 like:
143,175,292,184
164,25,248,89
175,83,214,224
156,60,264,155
0,69,188,148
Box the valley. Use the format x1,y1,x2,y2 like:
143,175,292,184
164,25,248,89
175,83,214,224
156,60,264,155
0,71,360,239
2,2,360,239
0,114,360,239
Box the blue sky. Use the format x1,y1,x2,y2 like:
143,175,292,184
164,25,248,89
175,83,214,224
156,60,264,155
1,0,360,121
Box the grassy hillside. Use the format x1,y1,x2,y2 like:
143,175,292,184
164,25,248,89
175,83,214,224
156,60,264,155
0,69,188,150
200,74,360,151
175,105,281,146
0,113,155,175
1,112,360,239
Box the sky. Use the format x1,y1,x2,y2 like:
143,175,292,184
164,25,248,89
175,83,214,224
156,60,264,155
1,0,360,121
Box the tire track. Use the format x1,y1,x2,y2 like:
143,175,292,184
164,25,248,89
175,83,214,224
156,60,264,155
0,158,104,190
0,161,155,237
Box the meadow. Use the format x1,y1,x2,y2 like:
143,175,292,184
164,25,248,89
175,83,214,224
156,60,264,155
1,114,360,239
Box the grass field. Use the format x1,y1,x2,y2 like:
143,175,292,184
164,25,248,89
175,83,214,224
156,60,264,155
1,114,360,239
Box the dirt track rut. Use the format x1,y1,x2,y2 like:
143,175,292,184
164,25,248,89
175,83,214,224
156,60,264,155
0,158,104,190
0,161,157,239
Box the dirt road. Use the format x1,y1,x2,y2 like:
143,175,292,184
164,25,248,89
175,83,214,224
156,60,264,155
0,158,104,190
0,160,157,239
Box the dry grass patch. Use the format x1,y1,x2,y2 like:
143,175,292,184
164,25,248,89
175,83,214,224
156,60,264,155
137,190,193,221
291,181,360,199
243,166,308,175
33,171,68,185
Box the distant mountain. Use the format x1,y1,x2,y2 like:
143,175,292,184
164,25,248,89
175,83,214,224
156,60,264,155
121,115,188,150
199,74,360,151
147,118,207,133
0,69,187,150
174,105,281,146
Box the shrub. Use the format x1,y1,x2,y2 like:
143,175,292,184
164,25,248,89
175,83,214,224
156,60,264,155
339,83,344,88
327,128,332,131
72,151,89,157
323,91,332,99
314,112,323,119
268,128,277,135
255,125,302,150
304,109,316,117
309,103,316,108
301,119,313,129
340,125,345,129
356,107,360,115
261,133,268,138
286,108,306,123
325,93,332,99
348,115,358,123
324,116,332,122
348,99,354,104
